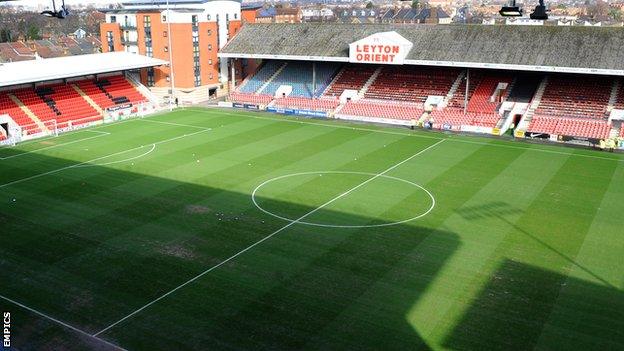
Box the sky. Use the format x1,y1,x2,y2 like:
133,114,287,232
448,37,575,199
5,0,119,6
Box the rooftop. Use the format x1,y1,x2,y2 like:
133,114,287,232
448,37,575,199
220,23,624,76
0,52,168,88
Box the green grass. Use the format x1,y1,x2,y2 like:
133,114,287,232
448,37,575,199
0,107,623,350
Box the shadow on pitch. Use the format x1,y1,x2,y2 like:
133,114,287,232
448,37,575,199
0,150,460,351
443,259,624,350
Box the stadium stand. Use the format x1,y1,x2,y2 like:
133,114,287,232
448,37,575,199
263,61,341,98
14,83,101,129
230,92,274,105
534,76,612,120
466,75,513,114
0,92,40,134
75,75,148,110
527,116,611,139
615,82,624,110
365,66,459,103
220,24,624,146
428,72,512,129
322,65,377,97
507,75,542,103
273,97,340,111
238,60,283,94
0,52,163,144
338,100,423,121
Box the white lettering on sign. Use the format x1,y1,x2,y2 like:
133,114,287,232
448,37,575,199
354,44,401,63
349,31,413,65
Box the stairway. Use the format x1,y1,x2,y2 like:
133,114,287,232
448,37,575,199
359,67,382,97
257,62,288,94
321,65,346,97
607,79,620,112
8,94,49,134
125,75,159,107
444,70,466,105
517,76,549,132
72,84,104,115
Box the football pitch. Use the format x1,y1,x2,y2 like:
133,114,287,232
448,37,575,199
1,107,623,350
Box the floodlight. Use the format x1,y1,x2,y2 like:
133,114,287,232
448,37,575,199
530,0,548,20
41,0,70,19
499,0,522,17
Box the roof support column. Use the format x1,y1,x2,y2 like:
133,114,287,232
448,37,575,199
230,58,236,92
166,0,175,111
312,62,316,98
464,68,469,115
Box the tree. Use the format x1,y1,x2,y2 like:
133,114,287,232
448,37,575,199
412,0,420,9
366,1,373,9
587,0,609,20
609,7,623,21
0,28,12,43
26,23,41,40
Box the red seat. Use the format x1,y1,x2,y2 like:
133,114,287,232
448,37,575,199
273,97,339,111
229,92,273,105
339,99,423,121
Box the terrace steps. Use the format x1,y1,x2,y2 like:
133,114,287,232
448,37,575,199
359,67,382,96
257,62,288,95
71,84,104,115
8,94,48,133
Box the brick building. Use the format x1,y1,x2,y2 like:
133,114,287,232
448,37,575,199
100,0,243,103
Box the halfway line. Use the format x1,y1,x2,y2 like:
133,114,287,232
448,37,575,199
93,138,445,336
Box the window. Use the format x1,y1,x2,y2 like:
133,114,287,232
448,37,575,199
166,75,170,82
162,15,167,22
110,15,117,23
207,29,212,36
163,31,167,37
147,68,155,87
208,59,212,65
106,31,114,52
164,46,168,52
208,44,212,51
207,14,211,20
234,13,238,19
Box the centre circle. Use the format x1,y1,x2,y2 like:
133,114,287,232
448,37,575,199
251,171,435,228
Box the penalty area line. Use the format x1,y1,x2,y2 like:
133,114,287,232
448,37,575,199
0,294,127,350
93,138,446,337
0,129,209,189
0,130,111,160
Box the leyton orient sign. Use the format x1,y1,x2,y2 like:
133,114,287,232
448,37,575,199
349,31,413,65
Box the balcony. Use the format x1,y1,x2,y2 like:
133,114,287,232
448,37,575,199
120,23,137,30
121,38,138,45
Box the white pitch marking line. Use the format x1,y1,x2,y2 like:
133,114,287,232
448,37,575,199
93,138,446,337
0,294,127,351
0,130,111,160
74,144,156,168
0,129,209,189
251,171,436,228
140,119,212,131
185,107,624,163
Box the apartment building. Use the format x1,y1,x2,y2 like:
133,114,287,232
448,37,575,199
100,0,243,103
